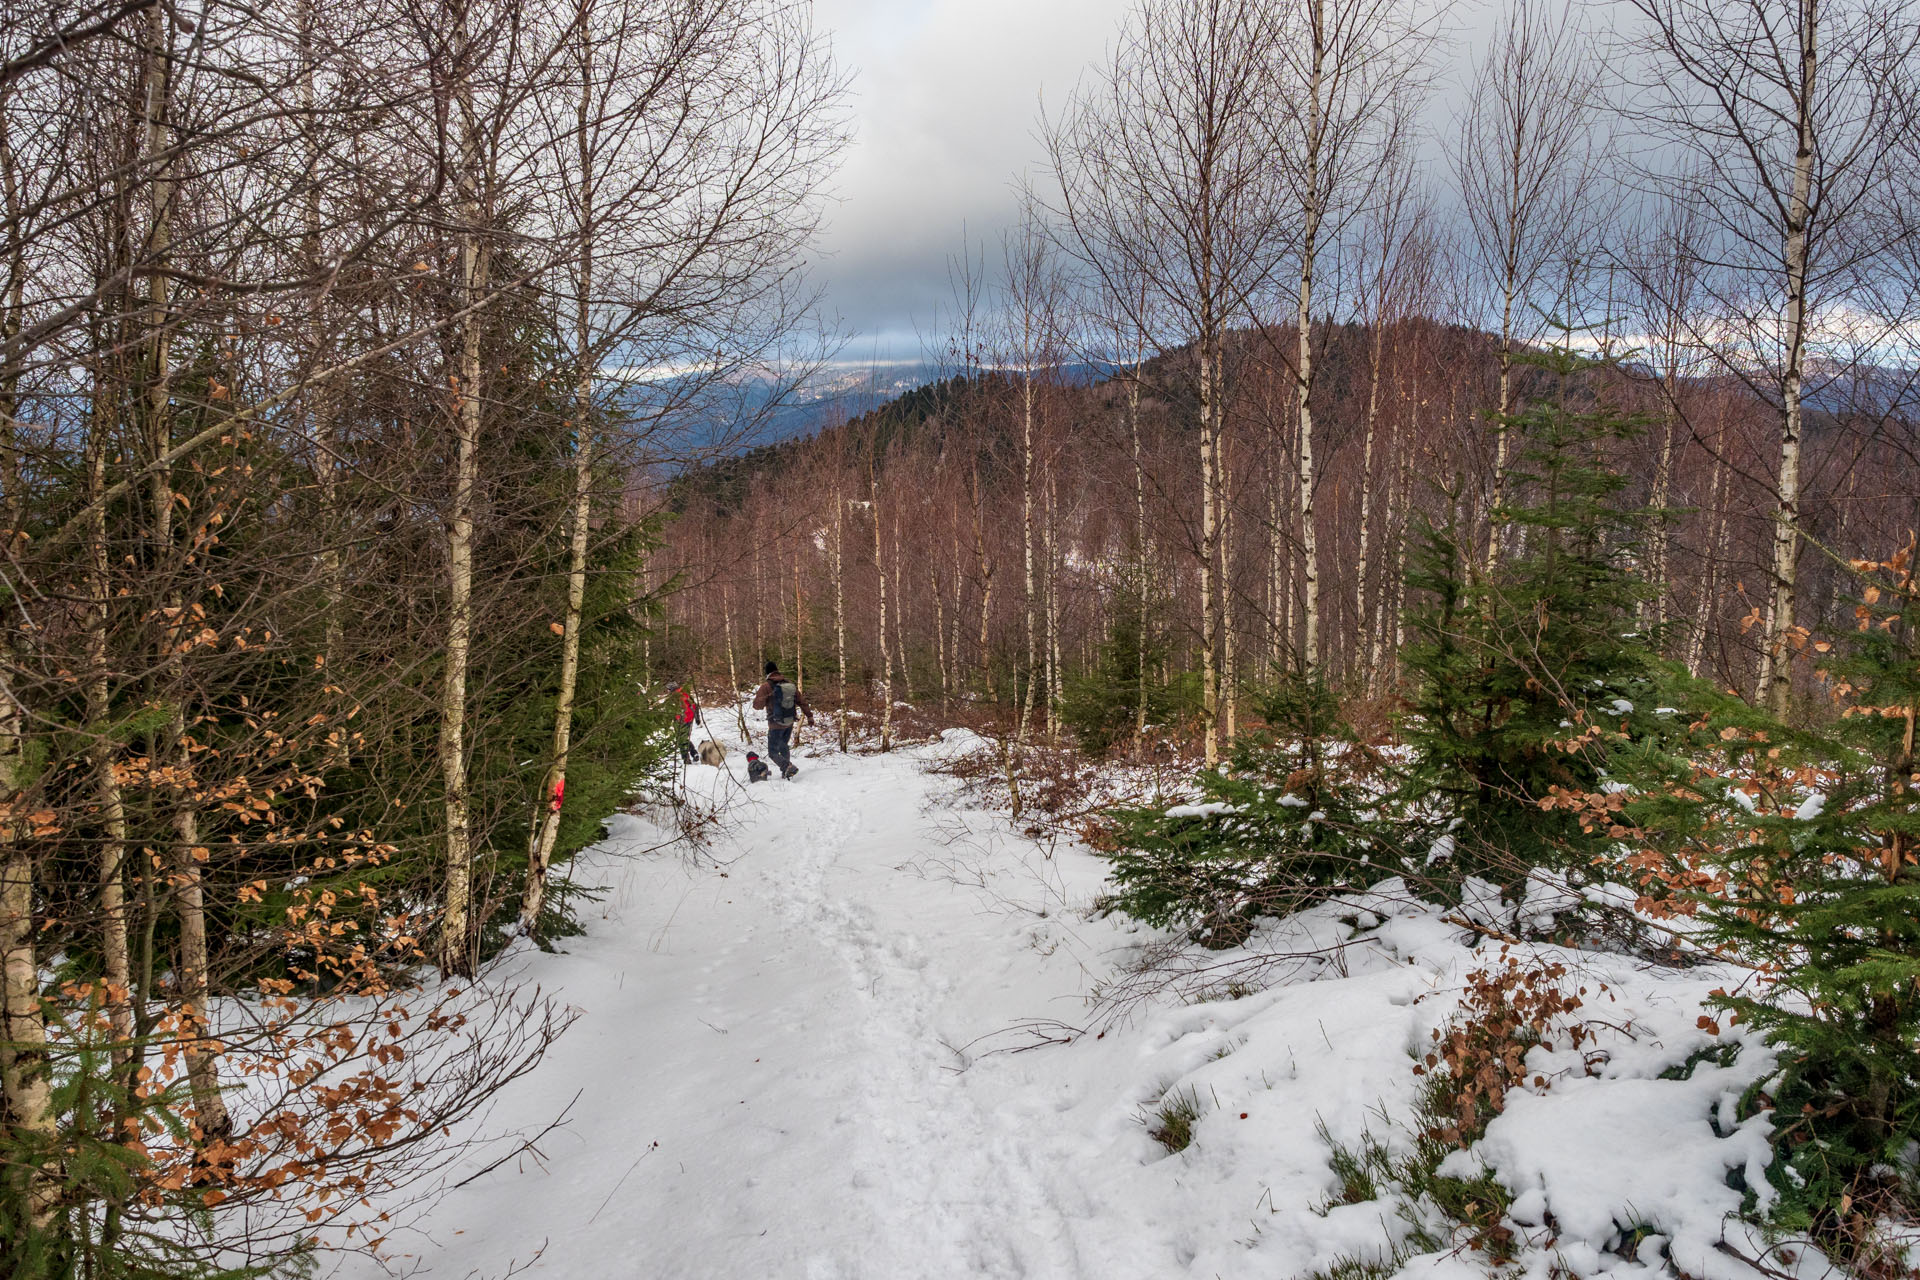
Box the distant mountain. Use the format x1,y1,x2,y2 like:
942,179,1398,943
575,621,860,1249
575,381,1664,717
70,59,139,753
639,358,1120,452
761,361,951,440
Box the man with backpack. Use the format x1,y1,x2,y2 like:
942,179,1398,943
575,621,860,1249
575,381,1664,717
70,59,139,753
752,661,814,779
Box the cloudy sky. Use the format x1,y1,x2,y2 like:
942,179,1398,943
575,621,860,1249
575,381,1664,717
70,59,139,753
807,0,1137,359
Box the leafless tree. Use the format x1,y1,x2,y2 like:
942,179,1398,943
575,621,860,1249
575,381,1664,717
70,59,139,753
1452,0,1600,573
1263,0,1435,672
1616,0,1920,714
1045,0,1292,764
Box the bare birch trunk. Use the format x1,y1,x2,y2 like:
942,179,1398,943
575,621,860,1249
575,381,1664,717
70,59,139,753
950,526,965,710
0,158,51,1204
1758,2,1816,718
1019,373,1039,742
1295,288,1321,674
1282,387,1297,663
1198,323,1221,766
725,586,750,740
136,8,228,1132
971,462,994,698
792,553,805,746
892,507,912,703
1044,467,1061,737
1268,423,1285,669
85,409,133,1056
931,550,949,711
1485,286,1516,574
1220,440,1237,743
1355,326,1387,687
1295,0,1327,674
438,36,487,977
871,464,893,751
522,26,600,935
1129,372,1149,746
833,487,849,750
1369,396,1407,677
520,386,591,935
1388,411,1415,668
1688,432,1733,678
933,566,949,705
1647,390,1679,633
0,759,54,1225
753,540,765,664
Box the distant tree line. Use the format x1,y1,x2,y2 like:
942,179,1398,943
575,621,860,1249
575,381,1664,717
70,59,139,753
658,0,1920,764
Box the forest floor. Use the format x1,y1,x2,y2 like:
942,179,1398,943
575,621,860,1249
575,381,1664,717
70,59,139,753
341,710,1814,1280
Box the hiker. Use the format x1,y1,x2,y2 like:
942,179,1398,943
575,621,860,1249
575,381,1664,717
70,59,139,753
668,680,702,764
752,661,814,779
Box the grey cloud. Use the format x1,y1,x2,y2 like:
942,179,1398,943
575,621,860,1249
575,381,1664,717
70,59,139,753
808,0,1135,345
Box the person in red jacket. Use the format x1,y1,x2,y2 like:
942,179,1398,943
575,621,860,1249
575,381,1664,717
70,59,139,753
668,680,701,764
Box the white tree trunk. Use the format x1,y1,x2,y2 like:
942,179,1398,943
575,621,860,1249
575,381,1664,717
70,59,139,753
1129,373,1149,745
139,7,227,1130
871,464,893,752
833,488,849,750
1295,0,1327,674
0,654,54,1222
85,415,132,1057
1019,373,1039,742
1355,326,1387,687
438,50,487,977
521,35,598,936
1198,322,1221,767
1758,1,1816,717
1220,439,1237,742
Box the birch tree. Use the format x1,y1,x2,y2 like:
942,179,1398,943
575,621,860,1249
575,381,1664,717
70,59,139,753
517,0,841,935
1618,0,1920,714
1046,0,1290,765
1454,0,1600,571
1263,0,1433,673
1349,152,1433,686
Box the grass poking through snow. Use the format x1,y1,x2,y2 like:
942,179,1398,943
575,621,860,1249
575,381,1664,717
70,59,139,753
1147,1087,1203,1154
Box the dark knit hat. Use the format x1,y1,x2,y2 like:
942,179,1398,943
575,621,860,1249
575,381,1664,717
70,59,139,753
764,660,779,675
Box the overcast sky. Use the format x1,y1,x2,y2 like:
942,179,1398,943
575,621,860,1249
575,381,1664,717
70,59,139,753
807,0,1137,359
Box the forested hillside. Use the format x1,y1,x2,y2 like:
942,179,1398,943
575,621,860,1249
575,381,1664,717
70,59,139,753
656,319,1915,749
0,0,840,1271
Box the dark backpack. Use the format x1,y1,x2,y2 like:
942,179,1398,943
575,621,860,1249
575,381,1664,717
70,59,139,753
769,679,798,724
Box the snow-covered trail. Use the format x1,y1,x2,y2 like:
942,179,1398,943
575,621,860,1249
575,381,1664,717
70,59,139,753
357,722,1118,1279
344,714,1785,1280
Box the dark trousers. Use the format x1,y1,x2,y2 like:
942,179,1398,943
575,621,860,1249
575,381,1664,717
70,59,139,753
767,722,795,773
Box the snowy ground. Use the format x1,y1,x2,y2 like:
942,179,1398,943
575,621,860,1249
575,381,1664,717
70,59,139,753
340,711,1806,1280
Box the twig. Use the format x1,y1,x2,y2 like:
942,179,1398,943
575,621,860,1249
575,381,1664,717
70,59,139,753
444,1092,580,1192
586,1140,660,1225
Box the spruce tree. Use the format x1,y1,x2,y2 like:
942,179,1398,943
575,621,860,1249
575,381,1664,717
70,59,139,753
1099,672,1389,945
1626,541,1920,1257
1060,575,1194,756
1396,335,1674,891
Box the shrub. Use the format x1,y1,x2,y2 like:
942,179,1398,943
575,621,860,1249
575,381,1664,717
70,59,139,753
1060,586,1197,757
1412,949,1595,1148
1098,673,1395,945
1618,542,1920,1266
1307,958,1593,1277
1395,336,1679,895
